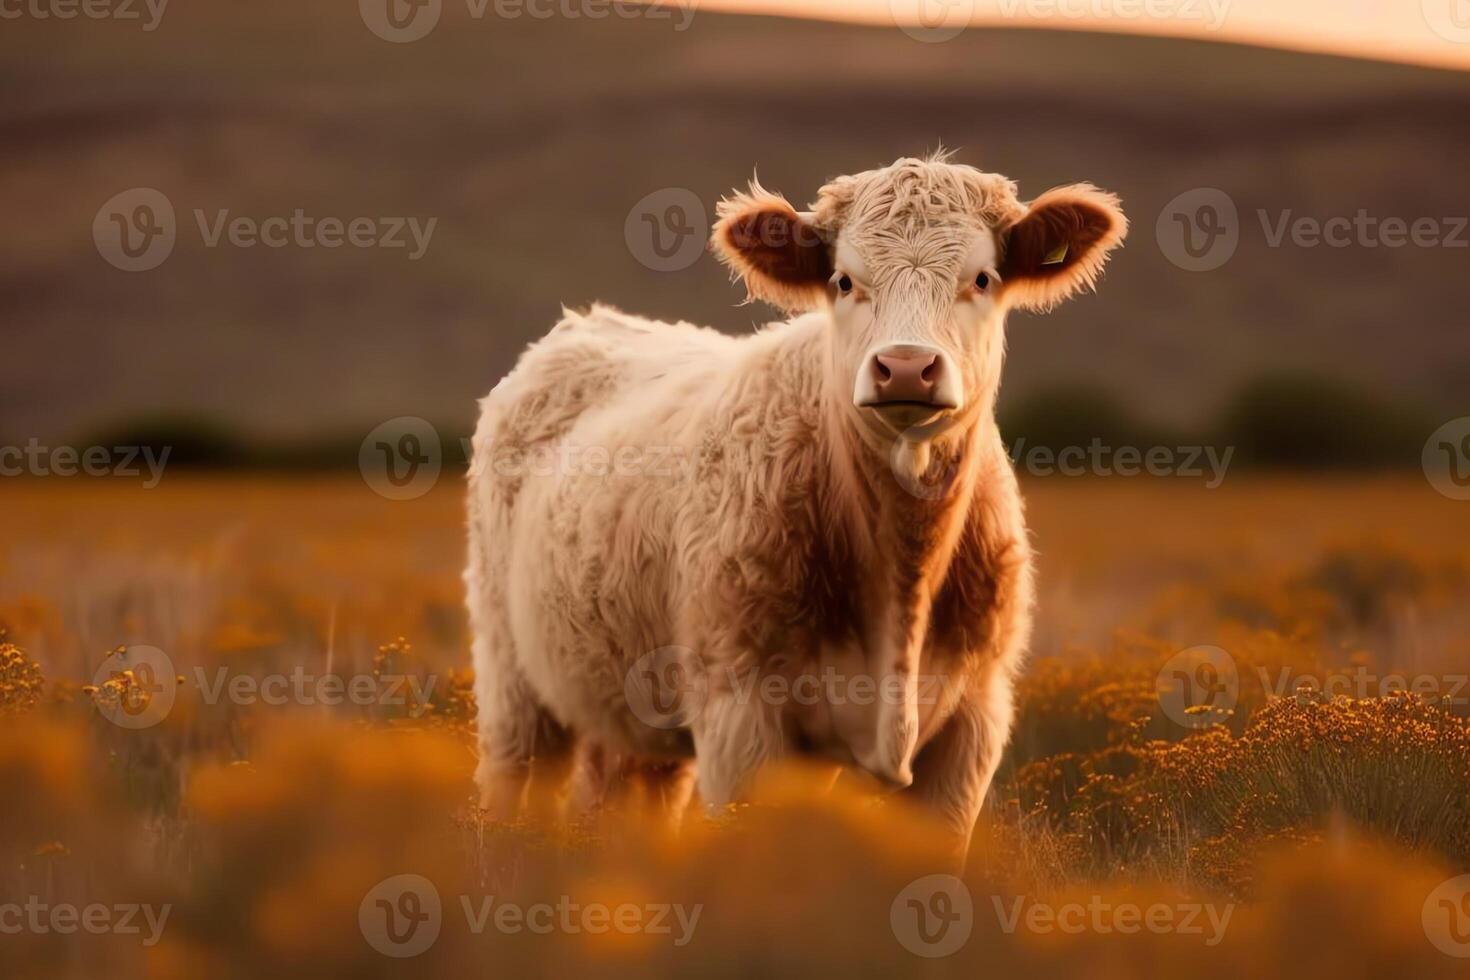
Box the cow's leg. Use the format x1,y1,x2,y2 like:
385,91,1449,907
906,670,1015,867
691,690,780,808
564,739,622,819
472,631,554,820
637,759,697,826
563,746,693,826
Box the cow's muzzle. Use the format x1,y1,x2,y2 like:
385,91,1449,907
854,343,961,430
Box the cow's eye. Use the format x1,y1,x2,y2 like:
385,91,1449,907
836,273,853,294
974,272,990,291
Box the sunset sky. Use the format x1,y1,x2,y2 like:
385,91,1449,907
696,0,1470,70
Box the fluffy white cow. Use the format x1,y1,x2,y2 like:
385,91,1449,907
466,154,1126,855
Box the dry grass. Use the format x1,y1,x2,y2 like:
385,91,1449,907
1,474,1469,978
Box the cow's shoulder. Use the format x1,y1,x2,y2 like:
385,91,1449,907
929,448,1033,660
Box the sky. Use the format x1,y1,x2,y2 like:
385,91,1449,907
693,0,1470,70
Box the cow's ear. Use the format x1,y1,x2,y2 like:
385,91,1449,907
711,182,833,313
998,184,1126,312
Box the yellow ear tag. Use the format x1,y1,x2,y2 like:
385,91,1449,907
1042,242,1069,266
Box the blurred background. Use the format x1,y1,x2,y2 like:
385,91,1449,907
5,0,1469,467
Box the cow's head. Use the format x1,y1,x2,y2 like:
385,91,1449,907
712,155,1126,442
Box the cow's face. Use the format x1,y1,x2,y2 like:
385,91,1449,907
827,219,1002,437
712,157,1127,442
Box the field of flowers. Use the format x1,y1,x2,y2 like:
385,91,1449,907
1,474,1468,978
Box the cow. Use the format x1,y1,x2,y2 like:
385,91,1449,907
465,153,1126,857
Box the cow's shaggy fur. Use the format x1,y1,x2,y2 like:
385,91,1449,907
467,154,1126,857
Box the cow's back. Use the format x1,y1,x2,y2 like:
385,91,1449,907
465,304,742,755
475,305,733,455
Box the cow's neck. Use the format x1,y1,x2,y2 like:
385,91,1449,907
836,408,983,611
814,378,992,783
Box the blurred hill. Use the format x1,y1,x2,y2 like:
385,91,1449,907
4,5,1469,444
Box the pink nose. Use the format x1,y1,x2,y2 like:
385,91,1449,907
870,347,942,404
